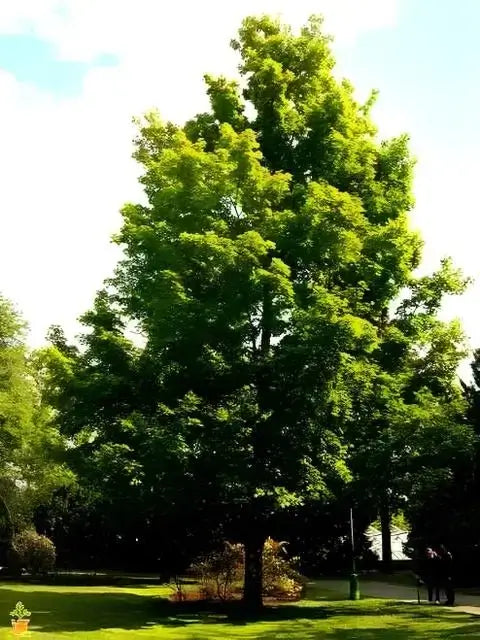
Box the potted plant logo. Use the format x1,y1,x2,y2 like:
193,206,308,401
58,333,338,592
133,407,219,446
10,601,31,635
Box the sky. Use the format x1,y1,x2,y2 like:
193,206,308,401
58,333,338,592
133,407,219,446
0,0,478,370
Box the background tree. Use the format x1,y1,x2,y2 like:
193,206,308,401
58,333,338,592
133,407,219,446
463,347,480,427
0,295,71,562
402,349,480,584
345,259,472,569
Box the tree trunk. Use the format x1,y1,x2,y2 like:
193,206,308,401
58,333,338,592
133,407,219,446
0,494,13,538
380,502,392,573
242,535,265,612
0,494,14,568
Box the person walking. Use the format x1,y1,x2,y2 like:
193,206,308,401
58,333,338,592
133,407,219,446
438,545,455,606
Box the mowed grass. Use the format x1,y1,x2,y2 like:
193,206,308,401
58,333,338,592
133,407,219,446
0,581,477,639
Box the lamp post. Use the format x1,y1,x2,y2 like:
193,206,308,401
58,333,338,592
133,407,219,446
349,507,360,600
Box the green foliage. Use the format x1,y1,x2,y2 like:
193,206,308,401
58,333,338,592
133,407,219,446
262,538,304,600
371,511,410,532
12,529,56,574
109,14,423,528
0,296,72,536
9,601,31,620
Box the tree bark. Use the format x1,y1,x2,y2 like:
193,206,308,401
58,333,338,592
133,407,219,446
243,270,270,612
260,283,272,356
0,494,13,540
0,494,14,568
242,534,265,612
380,501,392,573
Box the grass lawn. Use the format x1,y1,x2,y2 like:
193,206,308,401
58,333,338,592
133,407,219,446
0,581,477,638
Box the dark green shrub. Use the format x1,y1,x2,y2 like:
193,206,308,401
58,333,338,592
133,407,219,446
12,530,56,574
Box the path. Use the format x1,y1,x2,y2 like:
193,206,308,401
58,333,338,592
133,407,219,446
314,578,480,616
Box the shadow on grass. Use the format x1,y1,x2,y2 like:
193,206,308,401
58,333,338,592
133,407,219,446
15,593,334,633
0,587,167,633
0,587,478,637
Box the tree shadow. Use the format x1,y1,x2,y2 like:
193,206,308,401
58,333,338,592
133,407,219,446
0,587,169,633
0,586,477,636
0,588,336,633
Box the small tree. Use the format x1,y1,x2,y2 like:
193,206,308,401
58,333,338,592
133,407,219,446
191,542,243,601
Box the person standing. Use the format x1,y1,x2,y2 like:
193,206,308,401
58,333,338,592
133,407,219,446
438,545,455,606
419,547,441,604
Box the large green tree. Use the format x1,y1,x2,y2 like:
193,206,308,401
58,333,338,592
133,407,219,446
111,15,421,609
46,15,467,608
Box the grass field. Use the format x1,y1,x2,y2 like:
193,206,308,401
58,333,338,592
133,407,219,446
0,581,478,638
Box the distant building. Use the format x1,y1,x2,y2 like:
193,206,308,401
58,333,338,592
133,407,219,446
366,524,409,561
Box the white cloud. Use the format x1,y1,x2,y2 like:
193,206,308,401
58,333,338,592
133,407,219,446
0,1,399,61
0,0,58,34
1,1,402,345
